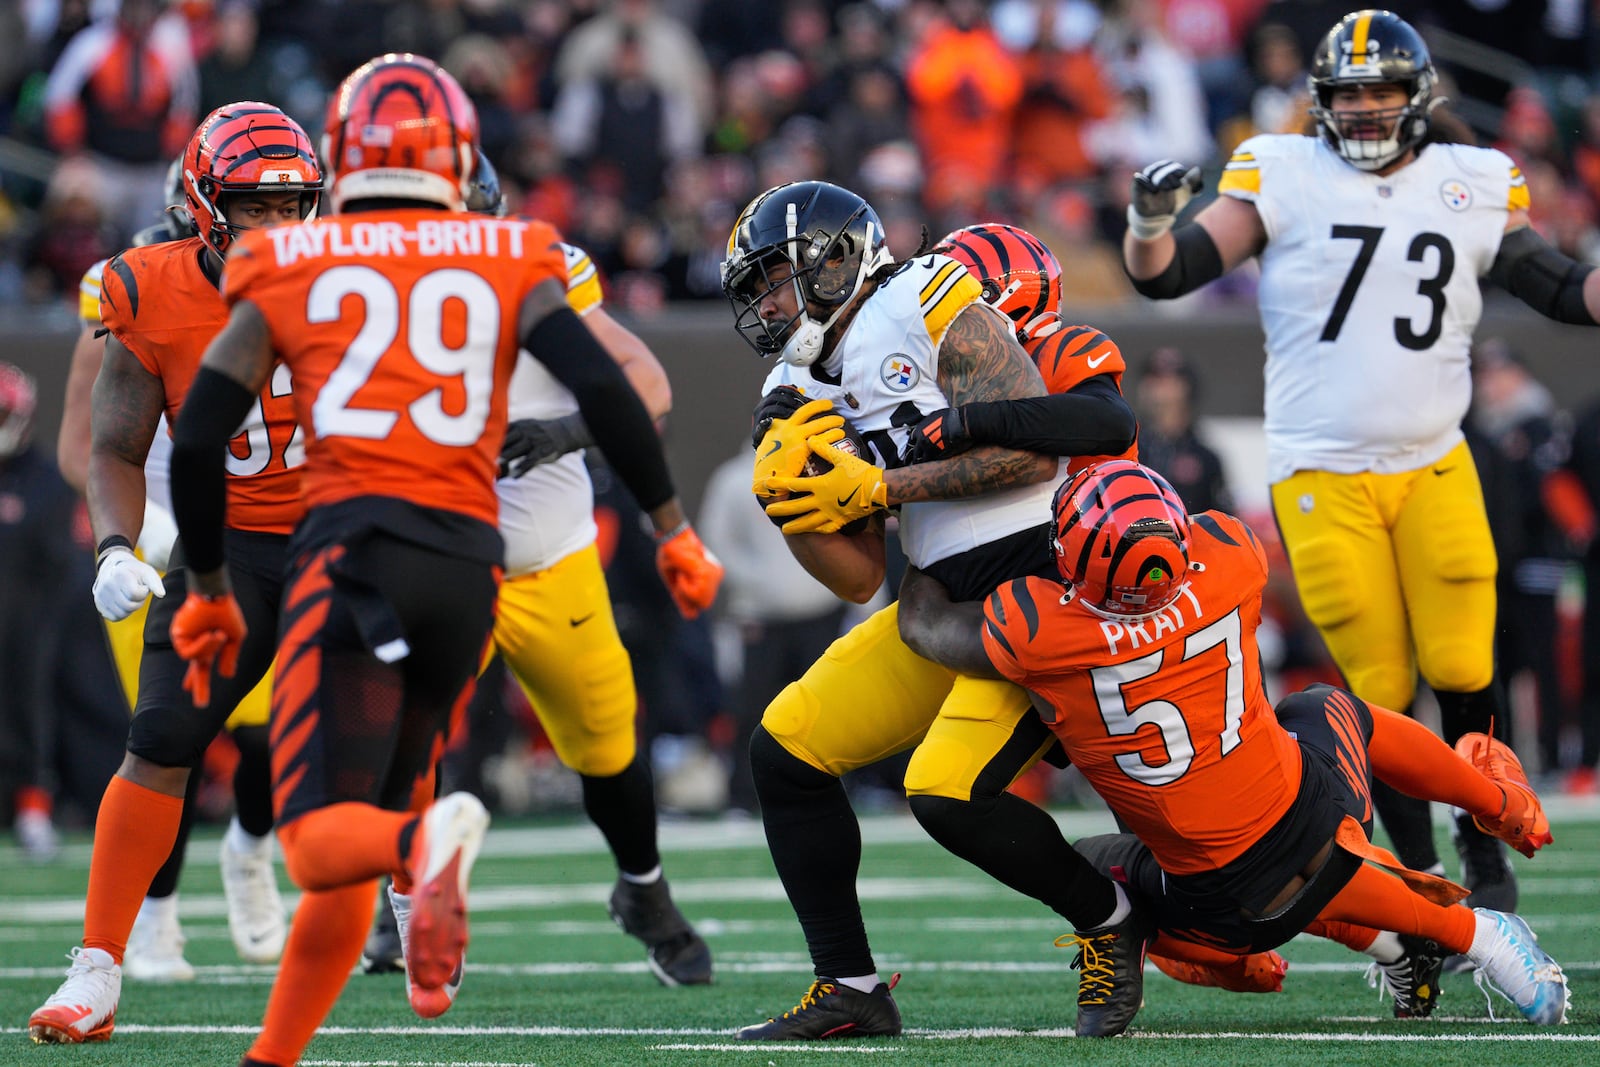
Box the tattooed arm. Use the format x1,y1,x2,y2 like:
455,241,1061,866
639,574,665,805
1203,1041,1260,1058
882,303,1056,505
86,333,165,547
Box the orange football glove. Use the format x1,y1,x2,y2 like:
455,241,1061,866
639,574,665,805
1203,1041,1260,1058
761,437,888,534
655,525,724,619
751,397,845,499
170,592,247,707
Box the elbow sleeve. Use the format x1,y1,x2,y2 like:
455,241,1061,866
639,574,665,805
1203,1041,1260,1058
1127,224,1225,300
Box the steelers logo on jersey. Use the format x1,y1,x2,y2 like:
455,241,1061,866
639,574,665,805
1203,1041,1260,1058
1440,180,1472,212
880,353,920,392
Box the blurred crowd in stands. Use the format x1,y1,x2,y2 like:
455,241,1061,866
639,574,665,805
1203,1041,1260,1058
4,0,1600,852
3,0,1599,314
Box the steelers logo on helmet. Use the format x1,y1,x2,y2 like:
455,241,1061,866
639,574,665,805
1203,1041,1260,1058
1308,10,1436,172
322,53,480,212
182,101,322,260
722,181,895,367
1052,460,1191,618
932,223,1063,343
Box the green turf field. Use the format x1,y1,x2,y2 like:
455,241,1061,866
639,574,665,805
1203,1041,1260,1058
3,800,1596,1065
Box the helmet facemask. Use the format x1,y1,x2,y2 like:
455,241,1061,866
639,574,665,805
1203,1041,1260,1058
1310,74,1434,171
724,198,890,367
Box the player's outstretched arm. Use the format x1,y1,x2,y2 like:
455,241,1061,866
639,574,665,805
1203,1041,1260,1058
905,375,1136,464
1489,215,1600,326
897,565,1000,678
885,305,1057,505
1121,160,1264,300
518,280,722,617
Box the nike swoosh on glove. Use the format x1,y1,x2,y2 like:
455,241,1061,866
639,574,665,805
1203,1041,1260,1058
92,547,167,621
655,525,724,619
170,592,247,707
752,396,844,498
761,437,888,534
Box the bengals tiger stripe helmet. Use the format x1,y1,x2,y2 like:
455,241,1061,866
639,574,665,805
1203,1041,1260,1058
182,101,321,260
1051,460,1191,617
323,53,479,211
932,223,1063,343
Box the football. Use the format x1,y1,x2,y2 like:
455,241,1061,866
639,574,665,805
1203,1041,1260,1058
802,417,872,477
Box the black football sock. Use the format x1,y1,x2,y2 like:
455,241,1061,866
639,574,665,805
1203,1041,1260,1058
1435,683,1503,747
581,756,661,877
230,725,275,838
909,792,1119,929
750,726,875,978
1371,778,1440,872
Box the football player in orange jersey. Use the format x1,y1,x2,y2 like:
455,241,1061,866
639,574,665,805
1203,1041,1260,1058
27,101,322,1046
163,55,719,1067
898,460,1567,1029
900,223,1305,999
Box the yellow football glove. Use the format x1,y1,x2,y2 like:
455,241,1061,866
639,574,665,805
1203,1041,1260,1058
761,436,888,534
751,397,845,499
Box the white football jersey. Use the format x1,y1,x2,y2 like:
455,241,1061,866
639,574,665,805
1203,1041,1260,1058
1220,135,1529,482
498,242,606,577
764,254,1057,568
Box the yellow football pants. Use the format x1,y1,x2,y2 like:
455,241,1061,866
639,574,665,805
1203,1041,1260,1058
1270,439,1498,711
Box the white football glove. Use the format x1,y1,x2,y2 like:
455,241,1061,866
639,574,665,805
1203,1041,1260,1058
92,547,166,621
137,499,178,573
1127,159,1203,240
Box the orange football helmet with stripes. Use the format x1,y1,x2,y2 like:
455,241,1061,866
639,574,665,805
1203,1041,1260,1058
182,101,321,259
932,223,1063,343
1051,460,1191,617
322,53,479,211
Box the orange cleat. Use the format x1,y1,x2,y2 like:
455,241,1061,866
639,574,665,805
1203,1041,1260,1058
1456,732,1553,858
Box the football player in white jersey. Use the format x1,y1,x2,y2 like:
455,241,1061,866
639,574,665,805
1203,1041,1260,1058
479,154,715,985
1122,8,1600,959
722,181,1149,1039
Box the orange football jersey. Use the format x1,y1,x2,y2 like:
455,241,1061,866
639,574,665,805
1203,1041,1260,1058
99,237,304,534
224,210,567,527
1027,323,1138,473
982,511,1302,875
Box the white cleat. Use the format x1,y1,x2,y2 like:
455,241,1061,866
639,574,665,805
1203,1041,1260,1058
1469,908,1570,1024
123,902,195,982
403,792,488,1019
220,831,287,963
28,948,121,1043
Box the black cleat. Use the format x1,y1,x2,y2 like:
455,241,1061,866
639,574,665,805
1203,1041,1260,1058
735,974,902,1040
1059,907,1155,1037
360,879,404,975
607,876,713,986
1368,934,1446,1018
1446,814,1517,972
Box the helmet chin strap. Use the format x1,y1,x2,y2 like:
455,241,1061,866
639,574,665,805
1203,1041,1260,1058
779,316,828,367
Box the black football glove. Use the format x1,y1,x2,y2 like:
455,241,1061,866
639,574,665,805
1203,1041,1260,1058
499,414,594,479
1128,159,1203,240
750,385,810,450
904,406,972,464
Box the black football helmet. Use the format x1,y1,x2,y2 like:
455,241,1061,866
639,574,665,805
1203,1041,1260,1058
466,149,506,217
1308,10,1436,171
131,157,200,246
722,180,894,366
